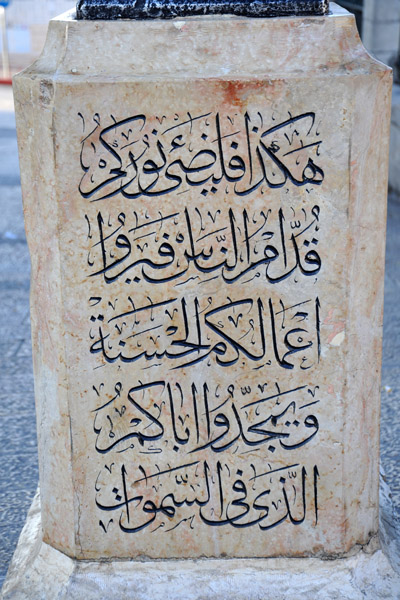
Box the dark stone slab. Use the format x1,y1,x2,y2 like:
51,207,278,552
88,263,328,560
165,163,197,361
76,0,329,20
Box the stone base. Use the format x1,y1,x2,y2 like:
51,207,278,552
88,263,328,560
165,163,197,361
2,477,400,600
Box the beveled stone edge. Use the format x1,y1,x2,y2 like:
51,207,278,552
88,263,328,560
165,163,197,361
76,0,329,20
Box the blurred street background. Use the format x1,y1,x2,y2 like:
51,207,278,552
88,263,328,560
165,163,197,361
0,0,400,588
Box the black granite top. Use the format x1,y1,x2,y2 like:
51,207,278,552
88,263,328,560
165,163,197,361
76,0,329,20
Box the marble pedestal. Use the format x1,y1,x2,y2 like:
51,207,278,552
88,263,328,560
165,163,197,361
6,1,396,597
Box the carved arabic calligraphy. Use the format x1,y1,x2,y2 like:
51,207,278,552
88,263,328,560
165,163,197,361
86,204,321,285
79,111,323,202
79,108,324,540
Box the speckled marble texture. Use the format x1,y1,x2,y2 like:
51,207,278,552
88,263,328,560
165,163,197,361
12,2,391,566
76,0,330,20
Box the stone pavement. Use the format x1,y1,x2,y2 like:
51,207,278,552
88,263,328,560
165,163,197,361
0,83,399,588
0,84,38,589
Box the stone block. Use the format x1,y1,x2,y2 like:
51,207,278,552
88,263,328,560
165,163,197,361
11,1,391,565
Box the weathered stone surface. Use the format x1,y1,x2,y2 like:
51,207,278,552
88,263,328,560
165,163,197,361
12,3,391,562
76,0,329,20
2,485,400,599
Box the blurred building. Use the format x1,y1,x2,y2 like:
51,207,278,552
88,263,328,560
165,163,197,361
336,0,400,195
0,0,73,74
337,0,400,69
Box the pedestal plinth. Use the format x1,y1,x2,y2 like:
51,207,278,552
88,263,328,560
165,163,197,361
4,2,398,597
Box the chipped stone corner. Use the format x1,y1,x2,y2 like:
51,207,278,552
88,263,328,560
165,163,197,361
39,80,54,108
